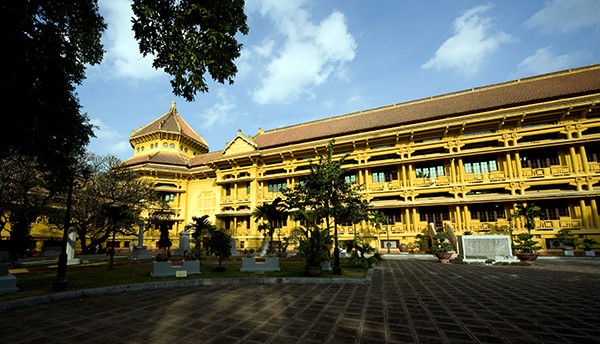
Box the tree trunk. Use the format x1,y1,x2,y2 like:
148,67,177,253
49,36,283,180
109,227,116,269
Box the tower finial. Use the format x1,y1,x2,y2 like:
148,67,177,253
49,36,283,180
171,100,176,109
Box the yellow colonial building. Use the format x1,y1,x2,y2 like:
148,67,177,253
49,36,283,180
123,65,600,254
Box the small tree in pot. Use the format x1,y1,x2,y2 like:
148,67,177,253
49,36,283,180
432,232,454,263
513,233,542,262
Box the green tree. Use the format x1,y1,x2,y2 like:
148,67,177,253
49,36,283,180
0,152,49,258
252,197,287,254
207,229,232,271
510,203,544,234
2,0,248,193
187,215,215,258
93,156,162,268
283,140,367,274
131,0,249,101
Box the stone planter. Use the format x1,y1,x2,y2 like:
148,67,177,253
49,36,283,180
516,253,539,263
434,252,453,264
399,244,409,253
305,265,322,276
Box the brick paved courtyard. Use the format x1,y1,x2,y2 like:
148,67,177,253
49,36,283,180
2,258,599,344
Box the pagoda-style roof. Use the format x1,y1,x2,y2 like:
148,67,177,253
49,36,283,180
130,101,208,152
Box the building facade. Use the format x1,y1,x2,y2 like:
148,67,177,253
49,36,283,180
121,65,600,253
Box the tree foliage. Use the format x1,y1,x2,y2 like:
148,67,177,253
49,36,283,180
283,140,368,271
187,215,215,258
44,154,162,254
510,203,544,233
252,197,287,254
0,152,49,257
131,0,249,101
207,229,232,269
283,141,367,224
1,1,103,189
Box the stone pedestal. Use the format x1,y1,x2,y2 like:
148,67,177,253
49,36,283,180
0,251,18,295
129,220,151,260
129,246,152,260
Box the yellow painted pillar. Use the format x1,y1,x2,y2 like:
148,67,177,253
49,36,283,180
404,208,410,231
450,159,456,183
455,205,462,231
401,165,407,187
408,165,414,187
590,199,600,229
457,158,464,183
505,153,513,179
463,205,470,231
569,146,579,173
579,145,590,173
234,183,238,201
412,208,418,232
580,200,590,229
514,152,522,178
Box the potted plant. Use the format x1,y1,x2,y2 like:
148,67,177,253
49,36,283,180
399,243,409,253
513,233,541,262
553,229,577,256
582,238,597,257
432,232,454,263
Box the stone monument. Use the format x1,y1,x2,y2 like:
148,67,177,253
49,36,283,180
230,238,240,256
258,239,269,257
173,228,191,256
67,230,81,265
457,235,517,263
129,220,151,260
0,251,19,295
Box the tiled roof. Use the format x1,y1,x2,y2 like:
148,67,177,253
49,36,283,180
253,65,600,149
190,151,223,166
131,101,208,147
123,151,189,167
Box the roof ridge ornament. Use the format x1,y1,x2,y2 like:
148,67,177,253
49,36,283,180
171,100,176,110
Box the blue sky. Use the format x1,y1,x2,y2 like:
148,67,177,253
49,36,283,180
78,0,600,161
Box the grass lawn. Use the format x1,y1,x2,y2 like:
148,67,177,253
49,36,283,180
1,257,369,303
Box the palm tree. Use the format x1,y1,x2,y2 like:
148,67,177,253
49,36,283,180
252,197,287,253
510,203,543,234
187,215,215,258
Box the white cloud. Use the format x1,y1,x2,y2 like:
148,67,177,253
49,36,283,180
99,0,163,80
250,1,357,104
422,4,512,77
198,89,236,128
525,0,600,33
89,118,131,157
518,47,588,74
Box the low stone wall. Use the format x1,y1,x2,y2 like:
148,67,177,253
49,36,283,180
240,257,280,272
151,260,201,277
